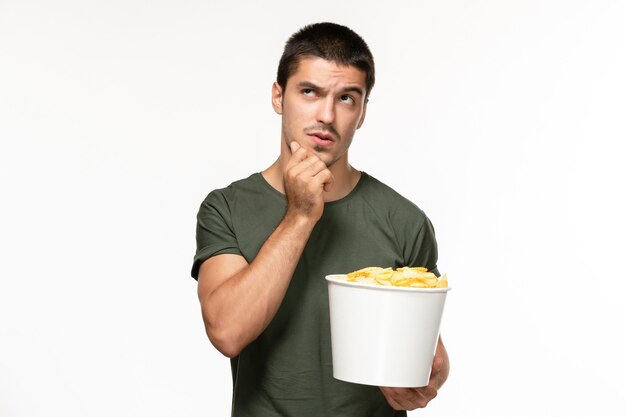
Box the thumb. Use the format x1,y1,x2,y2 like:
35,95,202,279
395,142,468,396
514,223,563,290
432,354,444,373
428,356,443,387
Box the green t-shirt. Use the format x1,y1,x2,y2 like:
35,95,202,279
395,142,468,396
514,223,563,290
192,172,439,417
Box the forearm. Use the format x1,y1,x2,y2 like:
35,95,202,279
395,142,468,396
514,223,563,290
201,212,315,357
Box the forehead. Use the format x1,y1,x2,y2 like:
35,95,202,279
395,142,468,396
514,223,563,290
288,57,366,90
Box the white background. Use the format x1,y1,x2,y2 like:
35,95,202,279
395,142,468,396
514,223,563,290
1,1,625,416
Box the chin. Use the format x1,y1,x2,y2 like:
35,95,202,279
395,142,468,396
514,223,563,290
320,155,338,169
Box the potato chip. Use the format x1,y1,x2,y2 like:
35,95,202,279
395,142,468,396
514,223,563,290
344,266,448,288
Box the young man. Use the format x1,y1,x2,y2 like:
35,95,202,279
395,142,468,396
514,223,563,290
192,22,449,416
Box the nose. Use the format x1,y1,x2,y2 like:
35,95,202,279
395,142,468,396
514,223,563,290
316,96,335,125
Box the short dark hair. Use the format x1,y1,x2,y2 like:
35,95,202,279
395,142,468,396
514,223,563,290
276,22,375,98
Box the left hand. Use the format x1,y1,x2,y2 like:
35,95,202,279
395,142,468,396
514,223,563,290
379,337,449,411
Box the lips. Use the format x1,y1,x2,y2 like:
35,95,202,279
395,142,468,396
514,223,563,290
307,132,335,147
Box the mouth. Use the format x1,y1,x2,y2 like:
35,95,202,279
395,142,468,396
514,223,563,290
307,132,335,147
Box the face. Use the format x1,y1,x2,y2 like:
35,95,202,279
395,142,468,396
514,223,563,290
272,57,368,168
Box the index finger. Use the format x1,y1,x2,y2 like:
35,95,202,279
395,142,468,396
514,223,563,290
318,169,334,192
289,141,301,154
286,141,310,168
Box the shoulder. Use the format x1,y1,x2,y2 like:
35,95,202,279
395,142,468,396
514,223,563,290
359,173,414,202
200,173,264,207
358,172,429,225
195,174,264,246
198,172,285,224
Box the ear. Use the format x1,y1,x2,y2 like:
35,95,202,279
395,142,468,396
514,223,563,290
271,82,283,115
356,98,368,129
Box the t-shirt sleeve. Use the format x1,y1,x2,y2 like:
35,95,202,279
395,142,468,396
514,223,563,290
191,189,242,280
398,208,440,277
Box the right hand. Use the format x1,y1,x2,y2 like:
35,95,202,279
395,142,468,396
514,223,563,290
283,141,334,222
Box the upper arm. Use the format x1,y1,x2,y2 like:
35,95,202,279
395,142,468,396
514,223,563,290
394,204,439,274
197,253,249,302
191,189,242,279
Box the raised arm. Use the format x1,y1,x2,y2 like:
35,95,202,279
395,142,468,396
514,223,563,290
197,142,333,358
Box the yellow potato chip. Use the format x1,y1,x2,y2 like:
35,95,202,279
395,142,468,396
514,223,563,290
436,274,448,288
397,266,429,273
347,266,387,280
375,277,393,286
344,266,448,288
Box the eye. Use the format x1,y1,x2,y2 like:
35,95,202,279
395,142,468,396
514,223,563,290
339,95,355,105
302,88,315,97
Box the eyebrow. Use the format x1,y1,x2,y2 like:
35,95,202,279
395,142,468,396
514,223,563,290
297,81,364,97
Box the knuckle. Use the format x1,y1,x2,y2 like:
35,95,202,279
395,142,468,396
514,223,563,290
314,159,326,168
416,400,428,409
286,172,299,184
